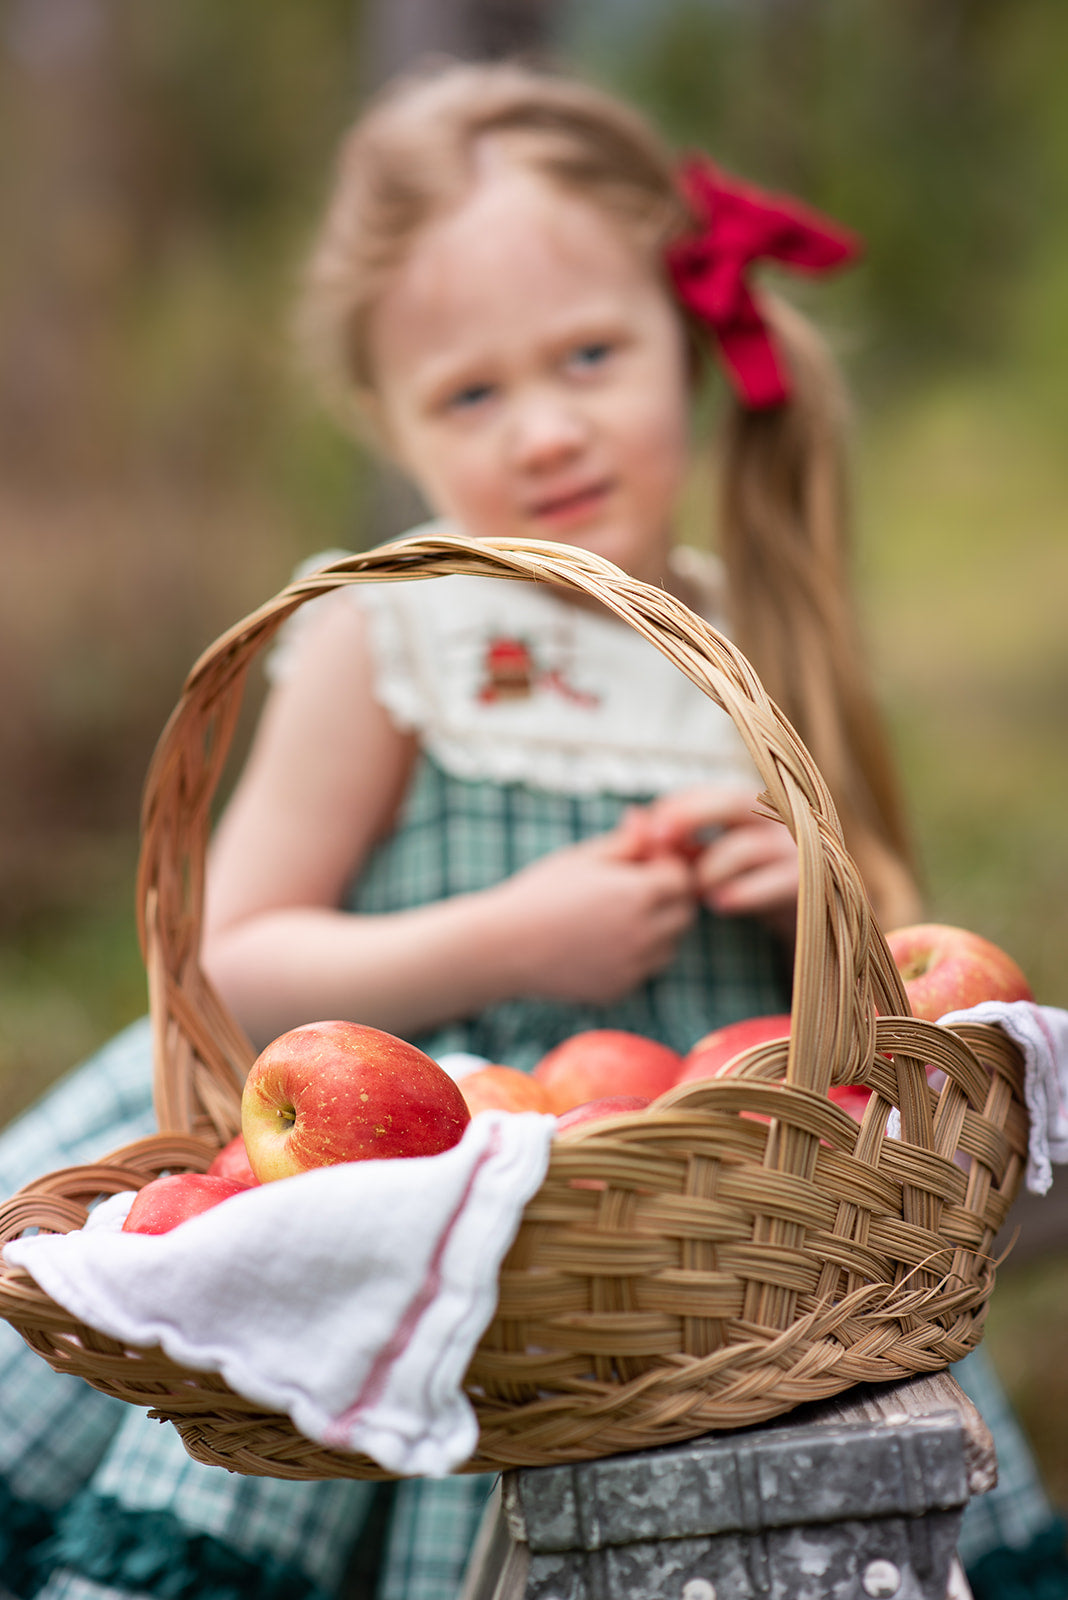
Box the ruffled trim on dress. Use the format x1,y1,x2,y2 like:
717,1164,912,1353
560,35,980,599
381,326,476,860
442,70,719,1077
391,732,750,800
36,1492,330,1600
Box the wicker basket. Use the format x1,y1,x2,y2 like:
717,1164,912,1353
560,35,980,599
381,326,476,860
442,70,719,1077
0,531,1028,1480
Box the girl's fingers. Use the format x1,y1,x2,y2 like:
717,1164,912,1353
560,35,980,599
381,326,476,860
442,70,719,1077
641,786,765,849
595,810,796,927
654,888,699,932
606,805,658,860
704,859,799,918
694,822,799,940
595,824,699,893
641,904,700,976
696,822,796,893
646,854,702,910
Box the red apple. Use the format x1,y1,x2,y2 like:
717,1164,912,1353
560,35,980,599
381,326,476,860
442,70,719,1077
827,1084,875,1123
241,1020,471,1183
207,1132,259,1187
886,923,1033,1022
122,1173,250,1235
677,1014,873,1123
460,1066,552,1116
555,1095,650,1133
675,1014,793,1086
532,1030,682,1114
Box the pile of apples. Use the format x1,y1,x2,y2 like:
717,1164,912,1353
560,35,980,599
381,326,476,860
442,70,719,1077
123,921,1032,1236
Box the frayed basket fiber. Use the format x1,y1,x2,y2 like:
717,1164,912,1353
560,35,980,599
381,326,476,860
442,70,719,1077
0,531,1028,1480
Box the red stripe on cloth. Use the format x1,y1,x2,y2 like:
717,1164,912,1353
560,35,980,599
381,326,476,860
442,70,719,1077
323,1123,506,1444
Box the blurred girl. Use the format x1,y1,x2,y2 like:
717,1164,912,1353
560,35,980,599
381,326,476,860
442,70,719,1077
0,57,1057,1600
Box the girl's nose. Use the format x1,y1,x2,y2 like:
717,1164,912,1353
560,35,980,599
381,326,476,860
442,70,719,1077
507,391,589,472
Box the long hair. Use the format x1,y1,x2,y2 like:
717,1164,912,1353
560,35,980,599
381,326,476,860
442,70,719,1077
298,58,920,928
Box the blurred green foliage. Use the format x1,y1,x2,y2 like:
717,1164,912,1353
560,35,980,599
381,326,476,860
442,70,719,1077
569,0,1067,382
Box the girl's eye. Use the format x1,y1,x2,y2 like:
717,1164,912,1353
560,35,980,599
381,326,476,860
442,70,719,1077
445,381,495,412
567,341,613,372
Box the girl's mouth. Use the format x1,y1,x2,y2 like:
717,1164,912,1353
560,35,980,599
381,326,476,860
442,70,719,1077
529,480,613,526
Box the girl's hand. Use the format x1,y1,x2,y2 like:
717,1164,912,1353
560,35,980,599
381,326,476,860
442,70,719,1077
493,827,699,1005
616,787,799,944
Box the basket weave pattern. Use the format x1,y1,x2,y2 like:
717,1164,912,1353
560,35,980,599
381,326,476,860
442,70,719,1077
0,533,1027,1479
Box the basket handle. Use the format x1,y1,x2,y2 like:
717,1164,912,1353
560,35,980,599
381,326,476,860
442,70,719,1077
136,530,917,1152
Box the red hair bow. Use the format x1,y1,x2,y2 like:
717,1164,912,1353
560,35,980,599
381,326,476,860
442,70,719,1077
666,157,863,409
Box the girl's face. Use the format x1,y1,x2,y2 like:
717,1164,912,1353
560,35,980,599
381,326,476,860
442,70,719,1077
367,168,693,590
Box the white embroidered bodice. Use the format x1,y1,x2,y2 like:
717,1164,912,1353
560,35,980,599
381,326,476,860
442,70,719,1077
272,524,759,799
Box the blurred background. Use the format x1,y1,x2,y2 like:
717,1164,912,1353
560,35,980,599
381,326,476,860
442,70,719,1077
1,0,1066,1493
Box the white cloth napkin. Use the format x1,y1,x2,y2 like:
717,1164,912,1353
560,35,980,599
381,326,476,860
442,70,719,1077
437,1052,493,1082
936,1001,1068,1195
3,1109,555,1477
884,1002,1068,1193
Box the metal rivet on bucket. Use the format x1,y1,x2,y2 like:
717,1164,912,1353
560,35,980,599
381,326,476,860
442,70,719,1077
862,1558,902,1597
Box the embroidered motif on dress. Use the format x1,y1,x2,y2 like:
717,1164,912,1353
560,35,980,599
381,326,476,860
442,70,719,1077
476,635,600,708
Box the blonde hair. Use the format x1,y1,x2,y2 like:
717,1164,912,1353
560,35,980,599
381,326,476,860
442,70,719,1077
299,59,920,928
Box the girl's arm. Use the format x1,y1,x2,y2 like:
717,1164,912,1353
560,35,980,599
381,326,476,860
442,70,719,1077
202,593,699,1050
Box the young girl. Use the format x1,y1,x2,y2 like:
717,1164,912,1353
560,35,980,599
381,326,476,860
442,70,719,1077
0,56,1059,1600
